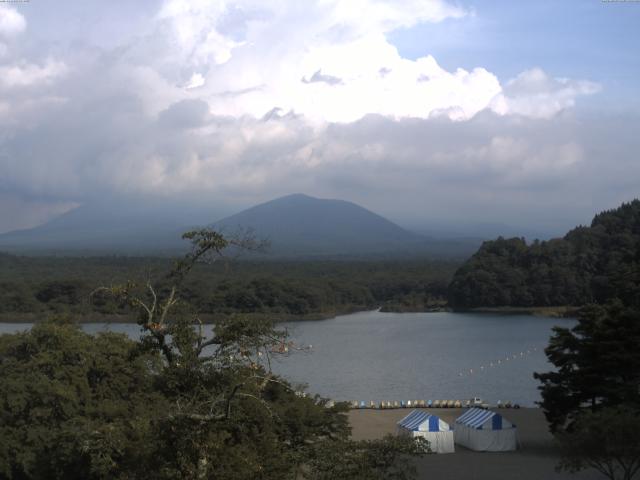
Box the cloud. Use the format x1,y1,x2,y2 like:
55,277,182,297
0,5,25,63
134,0,482,122
0,5,26,38
0,58,67,88
158,99,211,128
184,72,206,89
0,193,77,234
178,2,481,122
324,0,467,33
490,68,601,119
302,70,343,86
157,0,244,67
131,1,597,124
0,0,622,234
0,6,68,125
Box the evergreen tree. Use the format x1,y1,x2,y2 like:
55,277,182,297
534,302,640,432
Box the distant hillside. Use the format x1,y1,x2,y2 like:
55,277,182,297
0,193,481,258
0,199,219,255
214,193,480,258
215,194,421,255
448,200,640,308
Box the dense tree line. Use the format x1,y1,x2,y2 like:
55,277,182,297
0,230,428,479
448,200,640,308
534,299,640,479
535,301,640,431
0,254,456,321
525,201,640,479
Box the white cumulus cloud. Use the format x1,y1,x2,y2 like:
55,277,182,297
490,68,601,119
0,5,26,38
139,1,597,123
0,58,67,88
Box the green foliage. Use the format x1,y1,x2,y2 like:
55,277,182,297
556,407,640,480
0,254,458,320
534,302,640,432
0,319,164,479
306,435,429,480
0,230,427,479
34,281,83,305
449,199,640,308
0,282,37,313
529,203,640,478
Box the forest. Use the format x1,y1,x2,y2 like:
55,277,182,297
448,200,640,309
2,199,639,321
0,230,428,479
0,254,456,322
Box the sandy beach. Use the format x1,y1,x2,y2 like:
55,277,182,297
349,408,602,480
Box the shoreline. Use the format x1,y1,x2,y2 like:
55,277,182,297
0,304,579,324
456,306,579,318
0,307,374,324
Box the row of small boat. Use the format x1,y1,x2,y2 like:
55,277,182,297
351,400,463,409
350,399,521,409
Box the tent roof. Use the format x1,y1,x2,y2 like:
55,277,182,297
455,408,515,430
397,410,450,432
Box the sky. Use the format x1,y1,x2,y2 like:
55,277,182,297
0,0,639,235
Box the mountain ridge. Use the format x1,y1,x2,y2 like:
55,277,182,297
0,193,482,258
214,193,424,255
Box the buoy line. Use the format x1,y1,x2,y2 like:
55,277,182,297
456,346,541,378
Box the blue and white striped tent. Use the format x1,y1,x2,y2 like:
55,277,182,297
454,408,517,451
397,410,454,453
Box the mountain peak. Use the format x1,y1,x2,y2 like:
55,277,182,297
264,193,342,205
278,193,314,200
215,194,421,256
0,193,482,258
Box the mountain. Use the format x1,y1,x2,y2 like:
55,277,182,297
0,199,222,255
0,193,481,258
213,194,420,255
214,193,480,257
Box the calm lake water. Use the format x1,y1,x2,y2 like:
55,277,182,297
0,311,572,406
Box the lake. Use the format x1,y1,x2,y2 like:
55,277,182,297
0,310,572,406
